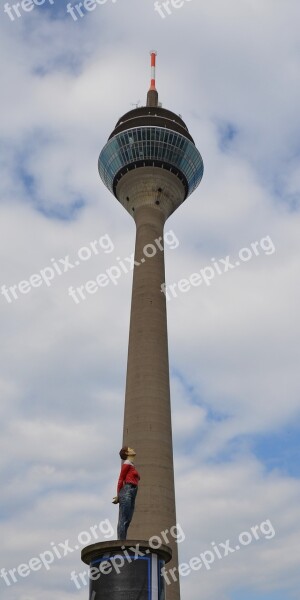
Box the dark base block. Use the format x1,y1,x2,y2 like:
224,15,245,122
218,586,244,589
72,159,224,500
81,540,172,600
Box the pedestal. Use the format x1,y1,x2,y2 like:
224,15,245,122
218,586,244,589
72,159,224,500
81,540,172,600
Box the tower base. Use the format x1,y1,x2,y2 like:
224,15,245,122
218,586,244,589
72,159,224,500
81,540,172,600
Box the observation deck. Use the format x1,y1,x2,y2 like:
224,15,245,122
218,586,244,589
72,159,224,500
99,105,204,202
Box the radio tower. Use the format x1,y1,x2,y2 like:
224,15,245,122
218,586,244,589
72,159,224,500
82,52,203,600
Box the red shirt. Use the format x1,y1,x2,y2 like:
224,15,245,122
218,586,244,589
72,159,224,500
117,460,140,495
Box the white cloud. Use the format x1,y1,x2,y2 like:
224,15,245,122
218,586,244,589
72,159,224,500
0,1,300,599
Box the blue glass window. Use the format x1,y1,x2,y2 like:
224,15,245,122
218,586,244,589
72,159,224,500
99,126,203,198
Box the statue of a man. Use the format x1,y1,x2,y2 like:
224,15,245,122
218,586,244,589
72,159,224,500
112,446,140,540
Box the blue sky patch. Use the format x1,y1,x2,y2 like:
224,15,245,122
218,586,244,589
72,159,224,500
216,120,239,152
251,423,300,478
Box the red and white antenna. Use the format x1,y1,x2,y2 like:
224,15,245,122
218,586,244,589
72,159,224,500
149,50,157,91
147,51,159,107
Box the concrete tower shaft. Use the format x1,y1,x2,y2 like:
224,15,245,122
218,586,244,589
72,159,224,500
122,199,180,600
116,167,186,219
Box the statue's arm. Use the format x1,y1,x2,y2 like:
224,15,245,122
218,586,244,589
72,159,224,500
112,463,131,504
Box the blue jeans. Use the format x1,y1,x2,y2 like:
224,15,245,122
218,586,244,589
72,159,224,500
117,483,138,540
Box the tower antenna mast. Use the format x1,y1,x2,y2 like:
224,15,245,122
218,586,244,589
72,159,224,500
149,50,157,90
147,50,159,107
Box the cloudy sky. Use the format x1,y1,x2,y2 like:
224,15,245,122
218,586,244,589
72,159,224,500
0,0,300,599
